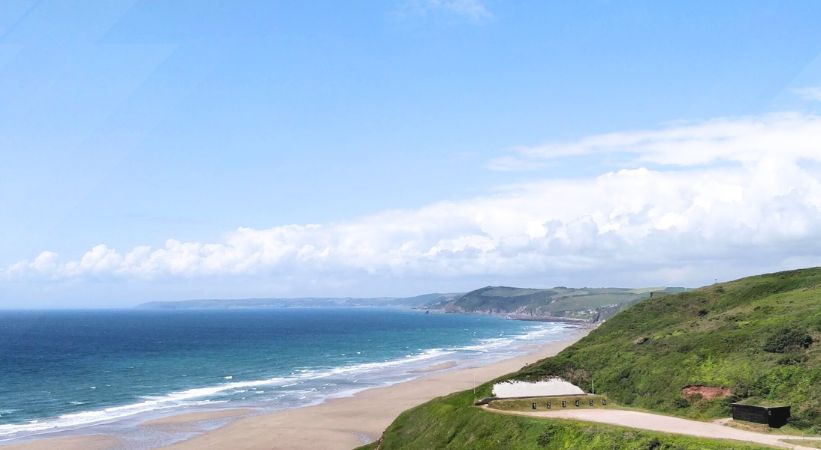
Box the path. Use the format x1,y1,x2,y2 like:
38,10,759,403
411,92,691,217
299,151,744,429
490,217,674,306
485,407,821,449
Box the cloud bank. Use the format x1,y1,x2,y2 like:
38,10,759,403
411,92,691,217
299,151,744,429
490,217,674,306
6,113,821,290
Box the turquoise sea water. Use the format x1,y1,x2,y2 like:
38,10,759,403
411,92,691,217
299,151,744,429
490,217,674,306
0,308,573,444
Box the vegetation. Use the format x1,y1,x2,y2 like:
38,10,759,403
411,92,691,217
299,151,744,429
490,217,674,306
781,440,821,449
367,268,821,449
762,327,814,354
427,286,685,322
487,395,607,412
359,389,773,450
511,267,821,431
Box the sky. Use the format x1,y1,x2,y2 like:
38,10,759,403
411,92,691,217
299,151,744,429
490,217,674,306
2,0,821,307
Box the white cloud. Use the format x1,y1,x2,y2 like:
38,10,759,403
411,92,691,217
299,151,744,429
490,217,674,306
5,113,821,290
794,86,821,102
6,114,821,289
402,0,492,22
488,112,821,169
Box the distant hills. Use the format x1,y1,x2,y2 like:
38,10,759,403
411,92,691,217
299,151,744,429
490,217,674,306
137,286,685,324
136,293,459,310
427,285,686,323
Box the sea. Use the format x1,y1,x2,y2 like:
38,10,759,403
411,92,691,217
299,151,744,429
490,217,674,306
0,308,574,447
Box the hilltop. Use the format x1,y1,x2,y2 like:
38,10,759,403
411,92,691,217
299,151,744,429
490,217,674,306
427,285,685,323
364,267,821,449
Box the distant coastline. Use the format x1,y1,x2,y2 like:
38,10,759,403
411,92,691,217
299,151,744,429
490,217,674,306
137,285,686,325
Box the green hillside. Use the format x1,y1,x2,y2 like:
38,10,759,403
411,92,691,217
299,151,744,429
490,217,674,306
431,285,684,322
364,268,821,449
360,389,772,450
511,267,821,430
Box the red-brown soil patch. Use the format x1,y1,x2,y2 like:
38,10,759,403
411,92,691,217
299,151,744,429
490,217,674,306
681,385,731,400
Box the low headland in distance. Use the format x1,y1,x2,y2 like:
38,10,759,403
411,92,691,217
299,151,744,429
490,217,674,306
138,284,687,324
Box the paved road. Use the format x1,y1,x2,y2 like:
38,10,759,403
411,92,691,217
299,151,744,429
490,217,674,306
485,407,821,450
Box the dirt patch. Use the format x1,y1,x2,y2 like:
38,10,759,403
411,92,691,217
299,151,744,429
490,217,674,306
681,385,731,400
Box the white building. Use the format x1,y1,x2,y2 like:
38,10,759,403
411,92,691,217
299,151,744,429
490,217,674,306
492,378,585,398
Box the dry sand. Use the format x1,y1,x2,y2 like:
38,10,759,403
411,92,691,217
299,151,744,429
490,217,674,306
0,328,589,450
159,329,589,450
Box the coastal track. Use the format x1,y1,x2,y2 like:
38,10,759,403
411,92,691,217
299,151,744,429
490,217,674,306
484,407,821,450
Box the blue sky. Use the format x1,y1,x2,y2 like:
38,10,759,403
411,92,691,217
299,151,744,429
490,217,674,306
3,1,821,307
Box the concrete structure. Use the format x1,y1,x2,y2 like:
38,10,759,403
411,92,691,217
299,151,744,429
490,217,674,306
492,378,585,398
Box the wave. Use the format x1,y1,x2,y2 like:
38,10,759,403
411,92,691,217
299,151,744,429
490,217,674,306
0,322,569,440
456,323,566,352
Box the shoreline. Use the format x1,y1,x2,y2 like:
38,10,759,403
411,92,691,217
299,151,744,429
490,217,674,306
1,327,589,450
420,307,601,326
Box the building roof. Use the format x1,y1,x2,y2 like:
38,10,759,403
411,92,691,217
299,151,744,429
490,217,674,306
492,378,585,398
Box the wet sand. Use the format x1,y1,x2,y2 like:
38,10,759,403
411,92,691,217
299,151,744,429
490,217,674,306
1,435,119,450
141,409,254,427
158,329,589,450
1,328,590,450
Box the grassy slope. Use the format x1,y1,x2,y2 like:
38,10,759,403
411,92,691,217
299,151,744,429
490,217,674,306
513,267,821,430
367,268,821,449
441,286,680,321
361,389,772,450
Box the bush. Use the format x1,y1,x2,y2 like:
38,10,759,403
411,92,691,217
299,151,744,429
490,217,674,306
673,398,690,409
763,328,813,353
777,353,808,365
536,426,559,447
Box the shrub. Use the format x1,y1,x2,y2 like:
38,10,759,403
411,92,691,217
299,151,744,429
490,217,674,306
762,328,813,353
777,353,808,365
536,426,558,447
673,398,690,409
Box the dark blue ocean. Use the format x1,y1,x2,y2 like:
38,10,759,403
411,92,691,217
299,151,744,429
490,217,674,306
0,308,572,443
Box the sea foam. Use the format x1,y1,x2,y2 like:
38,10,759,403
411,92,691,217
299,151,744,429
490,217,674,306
0,318,569,441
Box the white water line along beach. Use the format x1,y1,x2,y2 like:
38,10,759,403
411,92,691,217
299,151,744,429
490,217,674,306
0,328,591,450
0,310,571,445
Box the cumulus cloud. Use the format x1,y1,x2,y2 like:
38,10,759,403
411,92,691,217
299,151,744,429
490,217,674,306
6,112,821,289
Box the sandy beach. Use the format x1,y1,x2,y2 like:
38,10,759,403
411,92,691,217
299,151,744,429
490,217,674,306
0,327,589,450
0,435,120,450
